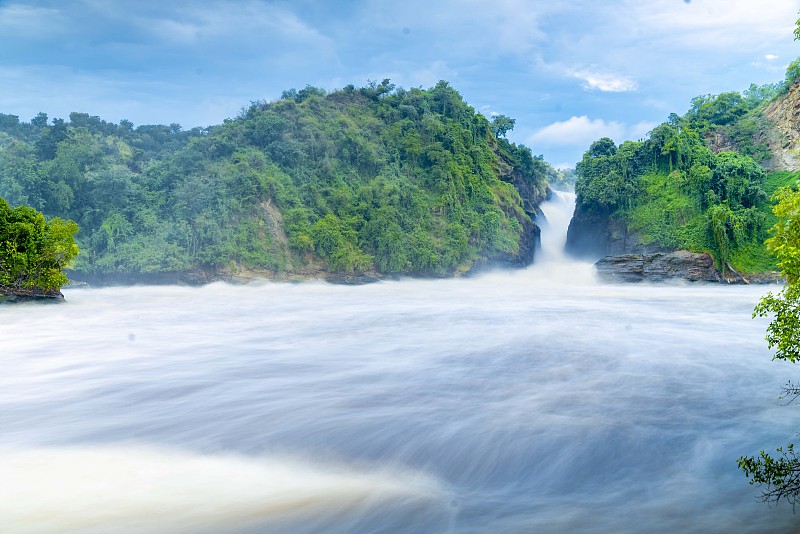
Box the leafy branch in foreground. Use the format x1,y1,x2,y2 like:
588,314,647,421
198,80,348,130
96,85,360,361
754,285,800,364
739,444,800,509
739,183,800,507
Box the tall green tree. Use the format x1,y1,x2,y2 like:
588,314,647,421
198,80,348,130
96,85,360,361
490,114,515,139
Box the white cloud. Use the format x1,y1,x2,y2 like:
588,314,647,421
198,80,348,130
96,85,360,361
570,69,638,92
527,116,659,161
630,0,797,50
357,0,551,57
141,2,332,49
0,3,65,37
529,116,626,147
765,54,779,61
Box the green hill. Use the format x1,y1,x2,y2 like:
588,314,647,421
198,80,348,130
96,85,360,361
566,62,800,276
0,80,560,283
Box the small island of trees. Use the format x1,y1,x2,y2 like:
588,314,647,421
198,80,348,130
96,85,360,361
0,197,79,301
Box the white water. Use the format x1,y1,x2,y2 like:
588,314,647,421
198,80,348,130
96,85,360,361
535,190,595,284
1,193,797,533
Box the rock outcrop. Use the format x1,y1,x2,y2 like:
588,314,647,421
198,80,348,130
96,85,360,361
0,286,65,302
595,251,783,284
493,151,546,268
595,251,723,283
565,205,661,260
761,81,800,171
479,221,541,270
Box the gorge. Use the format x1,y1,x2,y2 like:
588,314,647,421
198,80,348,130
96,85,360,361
1,193,794,533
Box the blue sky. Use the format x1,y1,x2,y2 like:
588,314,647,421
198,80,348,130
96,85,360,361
1,0,799,168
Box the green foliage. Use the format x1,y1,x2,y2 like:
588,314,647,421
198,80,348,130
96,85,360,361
739,443,800,508
0,197,79,292
795,11,800,41
743,83,781,108
737,19,800,506
490,114,515,139
0,81,554,278
754,284,800,363
740,182,800,506
784,58,800,92
574,137,642,214
628,171,703,251
712,152,765,207
729,113,773,163
574,94,776,273
689,92,749,127
764,184,800,284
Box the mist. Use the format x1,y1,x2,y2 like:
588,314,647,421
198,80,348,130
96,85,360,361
1,194,794,533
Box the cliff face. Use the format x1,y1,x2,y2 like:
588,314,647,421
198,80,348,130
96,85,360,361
565,80,800,282
495,153,547,267
761,81,800,171
564,207,609,259
565,206,661,260
705,130,737,155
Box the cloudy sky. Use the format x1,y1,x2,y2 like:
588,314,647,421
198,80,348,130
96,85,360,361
1,0,799,167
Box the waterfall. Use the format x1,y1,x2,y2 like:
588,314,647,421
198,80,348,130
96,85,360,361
530,190,595,282
537,190,575,263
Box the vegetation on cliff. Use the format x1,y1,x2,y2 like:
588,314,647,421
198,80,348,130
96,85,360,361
0,197,78,295
0,81,558,281
739,15,800,494
569,61,800,273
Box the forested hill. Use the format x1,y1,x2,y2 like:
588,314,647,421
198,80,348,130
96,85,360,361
566,62,800,277
0,80,560,283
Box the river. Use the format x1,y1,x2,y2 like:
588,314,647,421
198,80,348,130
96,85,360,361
1,192,798,533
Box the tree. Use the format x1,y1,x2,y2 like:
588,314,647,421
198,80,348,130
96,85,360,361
795,11,800,41
737,18,800,501
0,81,552,279
0,197,79,294
739,184,800,506
491,114,515,139
30,112,48,128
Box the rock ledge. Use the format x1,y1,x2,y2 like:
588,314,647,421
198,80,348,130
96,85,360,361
0,286,65,303
594,251,780,284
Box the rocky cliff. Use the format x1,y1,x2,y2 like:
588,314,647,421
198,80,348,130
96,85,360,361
565,206,661,260
761,81,800,171
565,79,800,282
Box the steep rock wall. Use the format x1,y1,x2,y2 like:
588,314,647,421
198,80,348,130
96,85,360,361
565,205,662,260
761,81,800,171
